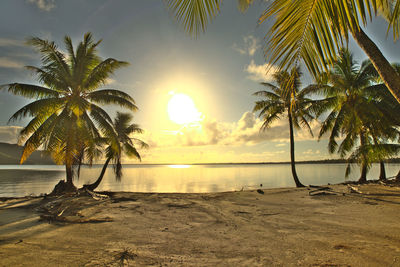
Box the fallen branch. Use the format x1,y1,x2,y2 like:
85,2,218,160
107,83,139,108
85,188,109,200
348,185,363,194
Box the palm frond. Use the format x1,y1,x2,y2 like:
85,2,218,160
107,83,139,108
84,58,129,90
4,83,60,99
164,0,222,37
87,92,138,111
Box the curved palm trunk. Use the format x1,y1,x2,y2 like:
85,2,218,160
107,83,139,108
379,161,386,181
85,157,111,191
352,27,400,104
396,169,400,182
288,111,305,188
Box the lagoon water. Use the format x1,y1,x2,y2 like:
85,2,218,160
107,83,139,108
0,163,399,197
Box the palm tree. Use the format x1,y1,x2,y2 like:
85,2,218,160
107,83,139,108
85,112,148,191
2,33,137,191
253,68,315,187
314,49,400,182
165,0,400,104
360,77,400,180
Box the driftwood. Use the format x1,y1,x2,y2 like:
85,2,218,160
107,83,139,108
84,188,109,200
347,185,363,194
308,186,336,196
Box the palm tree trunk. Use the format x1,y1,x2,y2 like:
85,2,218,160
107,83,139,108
359,164,368,183
65,138,76,190
396,169,400,182
352,27,400,104
64,160,77,192
66,162,73,185
379,161,386,181
358,132,367,183
372,136,386,181
288,111,305,188
85,157,111,191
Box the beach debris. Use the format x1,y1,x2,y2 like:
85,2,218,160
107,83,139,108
112,197,138,203
257,189,264,195
308,186,336,196
347,185,363,194
115,248,137,266
333,244,350,250
57,207,68,217
85,188,109,200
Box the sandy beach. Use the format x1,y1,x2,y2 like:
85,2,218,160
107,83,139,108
1,184,400,266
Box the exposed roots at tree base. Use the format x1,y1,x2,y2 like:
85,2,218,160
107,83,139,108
39,190,112,224
39,180,112,224
50,180,78,196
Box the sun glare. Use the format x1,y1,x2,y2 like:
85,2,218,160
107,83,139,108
168,164,191,169
167,93,202,125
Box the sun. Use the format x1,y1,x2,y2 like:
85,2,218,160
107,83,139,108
167,93,202,125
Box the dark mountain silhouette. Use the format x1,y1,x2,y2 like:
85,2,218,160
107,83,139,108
0,143,54,165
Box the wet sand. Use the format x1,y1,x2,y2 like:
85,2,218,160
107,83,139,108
1,184,400,266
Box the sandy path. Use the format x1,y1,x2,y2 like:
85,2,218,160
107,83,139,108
1,184,400,266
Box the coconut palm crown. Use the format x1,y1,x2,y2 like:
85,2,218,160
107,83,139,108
313,49,400,182
85,112,148,191
253,67,315,187
2,32,137,189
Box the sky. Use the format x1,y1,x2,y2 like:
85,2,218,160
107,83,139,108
0,0,399,164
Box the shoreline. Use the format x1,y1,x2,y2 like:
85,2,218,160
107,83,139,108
1,183,400,266
1,177,398,200
2,159,400,166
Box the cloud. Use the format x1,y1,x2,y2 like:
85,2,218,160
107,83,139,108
144,111,319,149
27,0,55,11
237,111,256,130
275,143,286,147
138,146,290,164
0,38,24,47
0,126,22,144
0,57,25,69
303,149,320,155
245,60,278,82
233,35,261,56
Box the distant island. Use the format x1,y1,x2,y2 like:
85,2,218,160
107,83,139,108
1,142,400,166
0,142,54,165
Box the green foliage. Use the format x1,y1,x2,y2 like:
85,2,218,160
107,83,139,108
2,33,137,186
253,67,315,135
165,0,400,77
105,112,148,181
253,67,315,187
164,0,222,37
314,49,400,177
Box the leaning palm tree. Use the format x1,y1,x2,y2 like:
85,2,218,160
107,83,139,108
2,33,137,191
314,49,399,182
253,68,314,187
165,0,400,104
85,112,148,191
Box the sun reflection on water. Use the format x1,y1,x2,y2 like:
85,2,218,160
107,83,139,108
168,164,191,169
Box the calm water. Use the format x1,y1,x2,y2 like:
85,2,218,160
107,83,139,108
0,163,399,197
